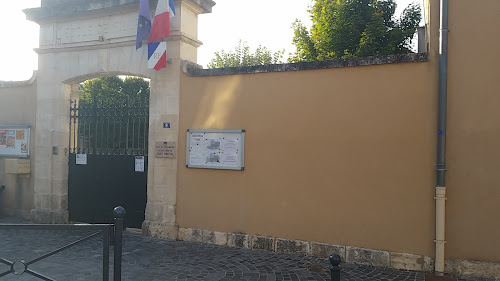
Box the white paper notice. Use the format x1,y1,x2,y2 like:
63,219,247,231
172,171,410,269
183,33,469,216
76,154,87,165
223,138,239,151
190,134,205,148
221,153,238,165
135,156,145,172
206,151,220,163
190,153,204,166
206,138,221,150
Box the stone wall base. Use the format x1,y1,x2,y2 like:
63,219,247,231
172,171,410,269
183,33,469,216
0,208,30,219
30,209,68,224
178,227,499,280
142,220,178,240
446,259,500,280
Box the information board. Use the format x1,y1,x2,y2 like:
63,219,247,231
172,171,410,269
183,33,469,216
0,126,30,157
186,129,245,170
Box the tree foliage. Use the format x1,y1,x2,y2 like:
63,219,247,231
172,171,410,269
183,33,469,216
79,76,150,104
290,0,421,62
207,40,285,68
76,76,150,152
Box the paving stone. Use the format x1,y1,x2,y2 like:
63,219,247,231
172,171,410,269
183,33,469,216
0,216,494,281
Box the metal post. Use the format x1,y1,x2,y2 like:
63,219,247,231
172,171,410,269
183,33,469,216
113,206,126,281
329,254,341,281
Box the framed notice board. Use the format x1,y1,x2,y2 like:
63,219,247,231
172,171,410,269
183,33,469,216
0,125,30,157
186,129,245,170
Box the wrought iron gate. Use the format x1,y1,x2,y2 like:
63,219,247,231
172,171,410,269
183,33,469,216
69,97,148,228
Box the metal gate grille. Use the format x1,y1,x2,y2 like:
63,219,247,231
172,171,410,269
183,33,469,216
69,97,149,156
68,97,148,228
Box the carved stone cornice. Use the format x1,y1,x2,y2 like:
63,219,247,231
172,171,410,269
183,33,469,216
25,1,140,24
26,0,215,24
35,32,201,54
178,0,216,14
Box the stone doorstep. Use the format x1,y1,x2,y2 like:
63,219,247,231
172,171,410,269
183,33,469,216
177,227,500,281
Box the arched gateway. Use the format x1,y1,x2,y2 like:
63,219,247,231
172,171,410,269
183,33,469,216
24,0,214,238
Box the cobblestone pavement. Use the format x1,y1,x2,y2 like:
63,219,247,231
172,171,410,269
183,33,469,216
0,216,494,281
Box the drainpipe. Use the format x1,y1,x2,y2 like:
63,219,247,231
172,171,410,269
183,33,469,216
435,0,449,276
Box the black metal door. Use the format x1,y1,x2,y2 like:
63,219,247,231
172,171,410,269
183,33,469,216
68,97,148,228
68,155,147,228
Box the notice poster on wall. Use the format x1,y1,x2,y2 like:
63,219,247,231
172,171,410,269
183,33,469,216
186,129,245,170
0,126,30,157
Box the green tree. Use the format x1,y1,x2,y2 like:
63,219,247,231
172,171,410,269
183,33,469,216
77,76,150,152
79,76,150,104
290,0,421,62
207,40,285,68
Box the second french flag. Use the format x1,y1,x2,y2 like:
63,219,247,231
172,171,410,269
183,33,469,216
148,0,176,44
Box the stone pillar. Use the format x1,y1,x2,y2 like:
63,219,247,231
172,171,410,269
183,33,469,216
24,0,214,225
142,0,214,239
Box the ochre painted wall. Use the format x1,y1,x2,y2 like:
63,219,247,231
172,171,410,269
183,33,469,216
445,0,500,262
178,60,438,257
177,0,500,265
0,79,37,217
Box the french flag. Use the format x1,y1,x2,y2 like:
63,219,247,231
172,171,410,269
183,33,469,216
148,42,167,71
148,0,176,43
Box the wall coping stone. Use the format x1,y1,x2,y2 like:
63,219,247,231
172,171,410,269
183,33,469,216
0,71,38,88
182,53,429,77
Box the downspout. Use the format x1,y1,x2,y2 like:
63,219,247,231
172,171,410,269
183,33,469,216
435,0,449,276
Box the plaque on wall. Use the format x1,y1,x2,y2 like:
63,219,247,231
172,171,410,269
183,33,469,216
155,141,176,158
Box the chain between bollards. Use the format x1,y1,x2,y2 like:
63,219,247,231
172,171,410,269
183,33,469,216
113,206,126,281
330,253,342,281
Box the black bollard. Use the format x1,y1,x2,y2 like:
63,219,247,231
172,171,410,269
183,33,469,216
113,206,126,281
330,254,342,281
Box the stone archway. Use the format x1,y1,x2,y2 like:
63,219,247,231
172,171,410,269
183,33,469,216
24,0,214,239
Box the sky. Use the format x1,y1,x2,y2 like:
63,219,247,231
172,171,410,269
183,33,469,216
0,0,423,81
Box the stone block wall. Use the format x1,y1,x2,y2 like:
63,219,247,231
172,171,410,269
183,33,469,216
0,73,37,218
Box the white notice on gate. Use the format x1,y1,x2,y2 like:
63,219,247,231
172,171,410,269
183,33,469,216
76,154,87,165
135,156,145,172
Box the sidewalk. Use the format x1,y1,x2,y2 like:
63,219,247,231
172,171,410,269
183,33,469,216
0,216,493,281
